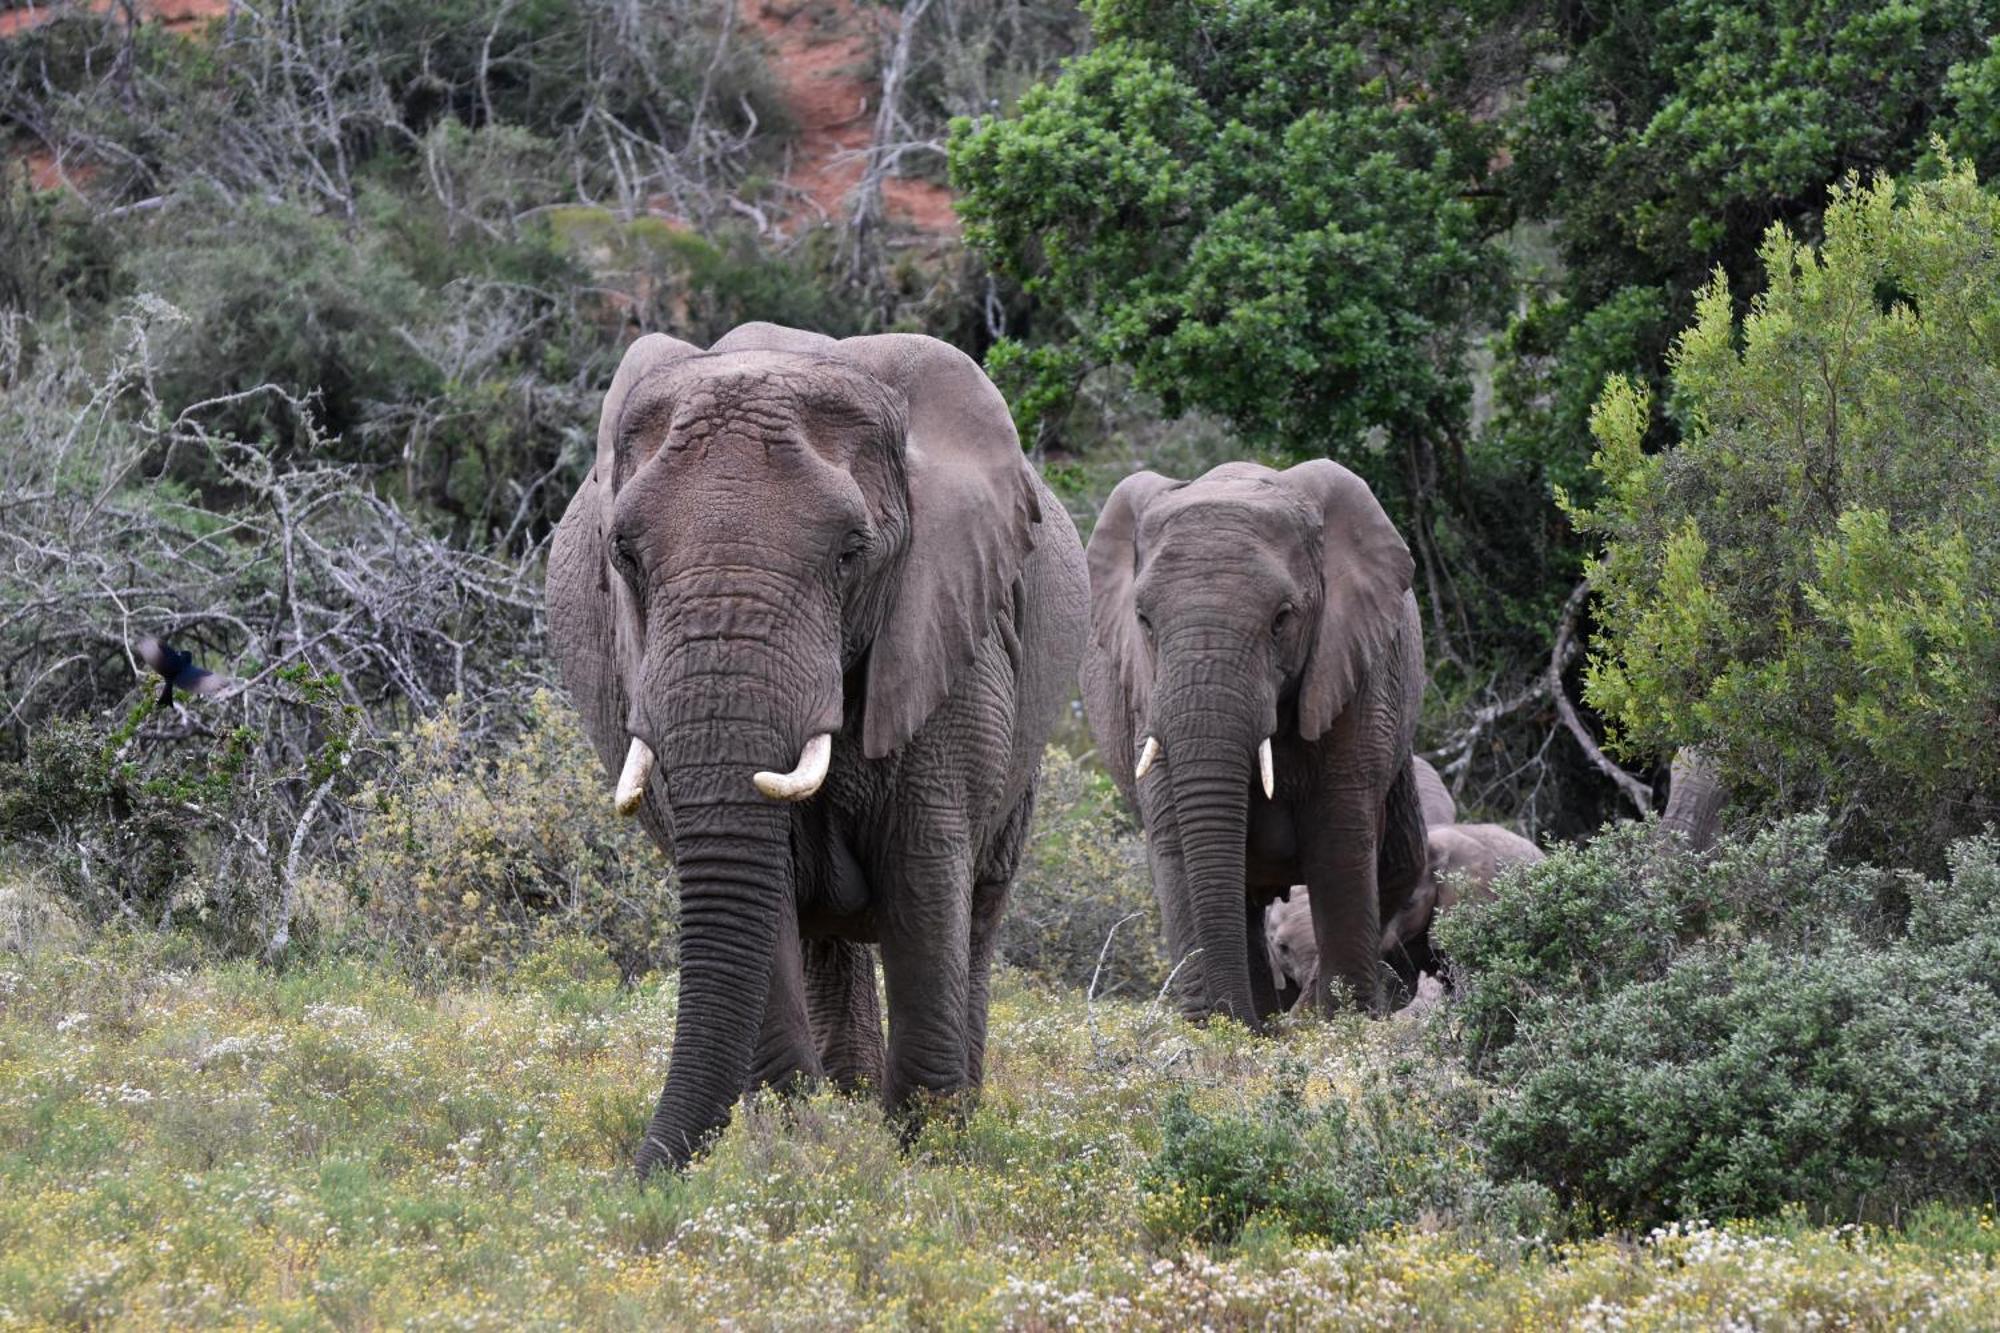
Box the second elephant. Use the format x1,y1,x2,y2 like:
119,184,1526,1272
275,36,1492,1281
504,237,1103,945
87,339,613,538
1266,822,1545,1001
1081,461,1428,1023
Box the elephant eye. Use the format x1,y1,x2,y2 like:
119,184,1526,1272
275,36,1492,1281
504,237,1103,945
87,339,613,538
836,531,868,575
611,532,639,576
1136,611,1155,642
1272,604,1295,638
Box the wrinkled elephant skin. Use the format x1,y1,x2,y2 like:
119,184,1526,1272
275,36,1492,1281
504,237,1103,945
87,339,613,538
546,324,1088,1176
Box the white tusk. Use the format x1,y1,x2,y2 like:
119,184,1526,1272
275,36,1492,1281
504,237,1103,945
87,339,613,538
753,733,833,801
1134,735,1161,780
614,738,656,817
1258,737,1275,800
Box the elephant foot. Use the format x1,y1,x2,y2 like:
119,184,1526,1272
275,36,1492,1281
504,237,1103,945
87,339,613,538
887,1083,977,1152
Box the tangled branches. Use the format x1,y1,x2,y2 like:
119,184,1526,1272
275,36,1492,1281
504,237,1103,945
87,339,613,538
0,300,551,945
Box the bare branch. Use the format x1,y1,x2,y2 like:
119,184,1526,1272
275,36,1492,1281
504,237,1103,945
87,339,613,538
1546,578,1654,816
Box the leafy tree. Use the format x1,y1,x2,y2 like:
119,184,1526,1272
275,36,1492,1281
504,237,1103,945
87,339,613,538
1572,161,2000,859
948,0,1510,476
1502,0,1999,319
1490,0,2000,493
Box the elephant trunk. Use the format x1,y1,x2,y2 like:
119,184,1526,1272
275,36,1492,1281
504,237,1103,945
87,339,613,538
632,584,838,1177
1158,703,1262,1029
634,767,790,1176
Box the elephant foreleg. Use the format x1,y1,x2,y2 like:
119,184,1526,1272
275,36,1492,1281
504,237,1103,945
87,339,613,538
1303,808,1387,1014
876,840,975,1128
1138,782,1206,1019
803,938,883,1094
965,789,1034,1088
746,904,822,1094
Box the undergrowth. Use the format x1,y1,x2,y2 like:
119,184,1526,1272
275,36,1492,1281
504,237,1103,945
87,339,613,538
0,932,1995,1327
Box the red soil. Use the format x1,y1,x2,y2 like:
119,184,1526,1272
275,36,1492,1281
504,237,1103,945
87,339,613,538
743,0,957,235
0,0,227,39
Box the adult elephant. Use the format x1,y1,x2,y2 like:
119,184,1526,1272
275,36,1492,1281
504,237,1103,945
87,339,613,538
1081,461,1427,1023
548,324,1088,1177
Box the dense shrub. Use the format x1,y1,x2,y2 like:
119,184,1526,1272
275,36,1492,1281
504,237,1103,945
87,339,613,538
1141,1068,1553,1246
1438,816,2000,1226
1574,162,2000,860
1000,746,1166,998
0,0,778,216
951,0,1509,469
353,691,673,982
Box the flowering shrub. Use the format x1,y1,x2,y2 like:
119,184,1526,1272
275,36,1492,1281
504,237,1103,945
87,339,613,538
1141,1070,1553,1246
352,691,673,981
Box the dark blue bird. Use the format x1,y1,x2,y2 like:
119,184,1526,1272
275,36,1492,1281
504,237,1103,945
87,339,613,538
136,636,231,707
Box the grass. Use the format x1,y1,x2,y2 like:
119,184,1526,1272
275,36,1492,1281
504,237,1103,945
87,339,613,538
0,935,1995,1328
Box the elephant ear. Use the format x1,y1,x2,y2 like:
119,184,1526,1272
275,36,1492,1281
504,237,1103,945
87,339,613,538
833,334,1042,759
1085,470,1180,724
592,332,704,492
1283,459,1415,742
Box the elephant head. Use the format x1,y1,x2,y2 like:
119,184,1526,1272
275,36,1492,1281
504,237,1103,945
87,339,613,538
1088,461,1414,1025
551,324,1040,1174
1264,890,1314,1001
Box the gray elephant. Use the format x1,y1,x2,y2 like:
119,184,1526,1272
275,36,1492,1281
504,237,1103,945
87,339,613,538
1266,822,1545,1001
547,323,1088,1177
1412,754,1457,830
1081,461,1427,1023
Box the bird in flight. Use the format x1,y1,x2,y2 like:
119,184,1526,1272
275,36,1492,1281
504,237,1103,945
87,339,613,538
135,636,233,708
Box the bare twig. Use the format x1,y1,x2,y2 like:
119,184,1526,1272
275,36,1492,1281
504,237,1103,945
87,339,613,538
1546,578,1654,816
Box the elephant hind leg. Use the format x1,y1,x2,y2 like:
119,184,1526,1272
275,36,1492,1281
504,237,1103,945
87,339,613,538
1376,758,1428,920
804,938,884,1094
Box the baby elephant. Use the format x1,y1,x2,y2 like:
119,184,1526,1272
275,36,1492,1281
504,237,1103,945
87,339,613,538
1266,823,1544,1005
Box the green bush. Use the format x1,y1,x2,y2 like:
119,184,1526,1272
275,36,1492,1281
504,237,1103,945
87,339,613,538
1140,1069,1553,1247
1000,746,1166,998
949,0,1508,469
1439,816,2000,1226
352,691,674,983
1572,161,2000,861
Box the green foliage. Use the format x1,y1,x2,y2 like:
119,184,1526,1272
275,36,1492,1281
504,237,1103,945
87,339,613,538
1001,746,1165,998
1500,0,1999,319
950,0,1509,469
352,691,674,982
0,678,356,947
548,207,862,346
1439,816,2000,1227
1140,1070,1551,1247
1573,162,2000,856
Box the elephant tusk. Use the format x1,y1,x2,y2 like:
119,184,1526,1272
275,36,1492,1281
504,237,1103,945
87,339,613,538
1134,735,1161,780
1258,737,1275,800
753,733,832,801
614,738,656,817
